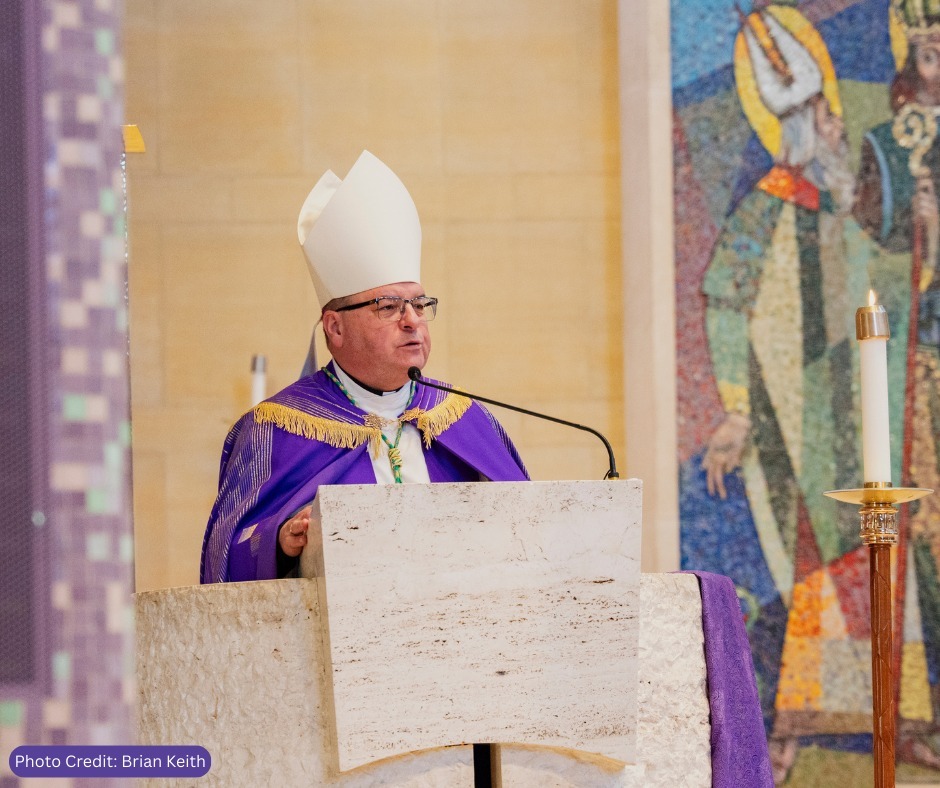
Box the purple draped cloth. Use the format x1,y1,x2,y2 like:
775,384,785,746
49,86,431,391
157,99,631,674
683,570,774,787
201,363,529,583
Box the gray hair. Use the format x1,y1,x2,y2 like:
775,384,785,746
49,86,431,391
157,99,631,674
775,103,817,168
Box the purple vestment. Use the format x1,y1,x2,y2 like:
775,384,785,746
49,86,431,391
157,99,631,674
683,570,774,787
200,363,528,583
200,372,770,783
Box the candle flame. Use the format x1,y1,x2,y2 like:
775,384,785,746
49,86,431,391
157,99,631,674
869,289,878,307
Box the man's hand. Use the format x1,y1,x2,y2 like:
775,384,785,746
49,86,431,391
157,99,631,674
702,413,751,500
279,505,311,558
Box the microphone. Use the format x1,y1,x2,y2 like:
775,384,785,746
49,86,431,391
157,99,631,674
407,366,620,480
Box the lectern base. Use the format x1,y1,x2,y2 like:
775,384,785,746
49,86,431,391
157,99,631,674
137,574,713,786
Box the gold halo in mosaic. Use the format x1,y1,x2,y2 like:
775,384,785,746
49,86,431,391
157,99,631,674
890,5,911,70
734,6,842,156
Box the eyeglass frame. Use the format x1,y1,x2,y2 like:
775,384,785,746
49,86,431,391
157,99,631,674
333,295,439,322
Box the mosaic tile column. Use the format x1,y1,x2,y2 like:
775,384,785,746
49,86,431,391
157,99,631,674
0,0,134,786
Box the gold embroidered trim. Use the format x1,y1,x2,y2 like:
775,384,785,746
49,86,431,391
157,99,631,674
253,402,381,455
253,391,472,453
403,391,472,448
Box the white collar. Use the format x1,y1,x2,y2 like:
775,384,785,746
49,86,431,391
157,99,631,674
333,364,412,420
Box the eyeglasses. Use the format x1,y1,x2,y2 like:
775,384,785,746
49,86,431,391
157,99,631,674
336,296,439,322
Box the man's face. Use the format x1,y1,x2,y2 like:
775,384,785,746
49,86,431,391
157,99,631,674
323,281,432,391
809,96,855,214
916,40,940,105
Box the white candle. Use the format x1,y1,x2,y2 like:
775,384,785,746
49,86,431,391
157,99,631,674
251,354,267,407
856,296,891,483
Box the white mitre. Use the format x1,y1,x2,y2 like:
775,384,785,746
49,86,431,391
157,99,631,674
297,150,422,307
743,12,822,117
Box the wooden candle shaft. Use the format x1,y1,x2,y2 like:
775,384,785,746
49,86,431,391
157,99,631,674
870,543,896,788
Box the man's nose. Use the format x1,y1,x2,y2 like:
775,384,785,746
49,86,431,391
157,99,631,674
398,302,420,327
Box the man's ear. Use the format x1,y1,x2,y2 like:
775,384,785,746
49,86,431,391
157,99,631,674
322,311,344,348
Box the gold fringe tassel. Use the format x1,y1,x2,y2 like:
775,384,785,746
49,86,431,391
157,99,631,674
253,402,381,455
403,392,472,448
254,392,472,453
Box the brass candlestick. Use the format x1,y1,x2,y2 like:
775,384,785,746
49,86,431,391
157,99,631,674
824,483,932,788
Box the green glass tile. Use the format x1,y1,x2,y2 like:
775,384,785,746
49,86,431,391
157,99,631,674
86,489,112,516
53,651,71,681
63,394,85,420
705,308,749,390
0,701,23,726
96,74,113,99
120,534,134,563
800,356,843,562
99,188,117,215
104,442,122,470
95,28,115,55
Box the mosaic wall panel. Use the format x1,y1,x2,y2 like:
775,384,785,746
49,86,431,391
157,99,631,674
0,0,134,786
0,0,40,692
675,0,940,783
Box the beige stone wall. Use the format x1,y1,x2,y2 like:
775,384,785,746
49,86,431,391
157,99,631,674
618,1,678,574
124,1,627,591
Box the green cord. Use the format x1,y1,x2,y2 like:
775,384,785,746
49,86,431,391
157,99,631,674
324,367,413,484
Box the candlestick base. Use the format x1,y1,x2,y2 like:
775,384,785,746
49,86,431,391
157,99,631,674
823,487,932,506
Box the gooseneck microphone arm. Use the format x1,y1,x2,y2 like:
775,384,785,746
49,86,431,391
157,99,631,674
408,367,620,480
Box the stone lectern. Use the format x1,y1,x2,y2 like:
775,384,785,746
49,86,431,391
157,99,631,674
301,481,641,772
137,480,715,787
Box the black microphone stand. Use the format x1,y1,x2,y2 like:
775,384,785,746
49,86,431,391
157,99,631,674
408,367,619,480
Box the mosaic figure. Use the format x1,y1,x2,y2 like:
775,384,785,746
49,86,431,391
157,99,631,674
692,5,876,780
853,0,940,768
676,0,940,781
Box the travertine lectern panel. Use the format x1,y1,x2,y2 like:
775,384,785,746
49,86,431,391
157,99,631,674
136,575,710,786
299,480,642,772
